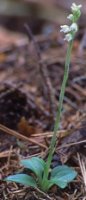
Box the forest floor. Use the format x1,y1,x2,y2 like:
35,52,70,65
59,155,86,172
0,25,86,199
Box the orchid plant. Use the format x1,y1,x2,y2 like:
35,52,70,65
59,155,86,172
5,3,82,192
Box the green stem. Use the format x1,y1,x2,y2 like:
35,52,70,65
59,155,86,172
42,40,73,190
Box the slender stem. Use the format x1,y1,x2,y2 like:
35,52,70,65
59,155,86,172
54,40,73,133
42,40,73,189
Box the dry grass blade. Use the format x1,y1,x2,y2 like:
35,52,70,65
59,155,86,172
0,124,47,149
77,153,86,191
34,187,53,200
57,139,86,150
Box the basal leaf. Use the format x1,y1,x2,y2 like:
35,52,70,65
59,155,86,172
4,174,37,188
20,157,45,178
51,165,71,178
47,179,67,190
50,165,77,188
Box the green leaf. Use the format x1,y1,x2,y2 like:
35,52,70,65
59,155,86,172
4,174,37,188
20,157,45,178
49,165,77,189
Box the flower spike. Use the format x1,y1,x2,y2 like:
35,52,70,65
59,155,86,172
60,2,82,42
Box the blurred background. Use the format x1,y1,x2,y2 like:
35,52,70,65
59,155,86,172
0,0,85,34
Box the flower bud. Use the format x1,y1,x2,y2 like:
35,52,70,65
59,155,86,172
71,3,82,12
67,14,74,21
60,25,70,33
64,33,73,42
70,23,78,33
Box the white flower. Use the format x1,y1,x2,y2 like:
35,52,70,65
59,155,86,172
71,3,82,12
64,33,73,42
60,25,70,33
60,3,82,42
67,14,74,21
70,23,78,32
